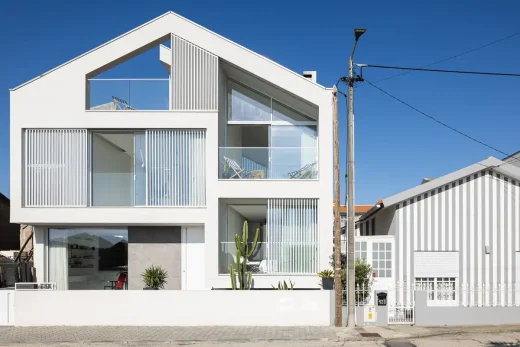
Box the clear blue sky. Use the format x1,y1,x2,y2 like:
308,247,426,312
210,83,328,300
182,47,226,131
1,0,520,204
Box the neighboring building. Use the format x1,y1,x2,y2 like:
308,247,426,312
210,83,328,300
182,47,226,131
358,156,520,307
10,12,332,290
503,151,520,168
333,204,373,253
0,193,20,252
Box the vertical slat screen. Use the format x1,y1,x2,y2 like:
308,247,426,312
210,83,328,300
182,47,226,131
24,129,87,207
147,129,206,206
171,34,218,111
266,198,318,274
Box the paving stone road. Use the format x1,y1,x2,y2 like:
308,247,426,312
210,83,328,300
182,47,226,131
1,325,520,346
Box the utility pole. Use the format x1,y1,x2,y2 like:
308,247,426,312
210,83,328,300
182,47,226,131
333,85,342,327
347,28,366,328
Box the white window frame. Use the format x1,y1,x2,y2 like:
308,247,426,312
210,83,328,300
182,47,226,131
415,277,458,306
354,237,394,279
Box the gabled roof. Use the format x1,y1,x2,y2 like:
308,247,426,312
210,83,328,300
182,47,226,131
11,11,327,99
360,156,520,219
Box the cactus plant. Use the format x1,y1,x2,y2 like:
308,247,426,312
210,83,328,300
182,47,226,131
229,220,259,290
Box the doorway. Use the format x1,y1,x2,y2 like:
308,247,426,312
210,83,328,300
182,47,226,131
181,227,205,290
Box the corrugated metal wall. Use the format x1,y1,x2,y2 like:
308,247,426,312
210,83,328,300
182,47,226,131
171,34,218,111
394,170,520,306
266,198,319,274
24,129,88,207
147,129,206,206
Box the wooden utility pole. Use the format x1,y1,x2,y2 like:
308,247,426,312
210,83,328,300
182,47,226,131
333,85,342,327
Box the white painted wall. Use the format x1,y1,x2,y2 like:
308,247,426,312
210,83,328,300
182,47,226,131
10,12,333,291
14,290,333,326
0,290,15,326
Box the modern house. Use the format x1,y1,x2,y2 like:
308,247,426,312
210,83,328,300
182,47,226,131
357,156,520,310
9,12,333,293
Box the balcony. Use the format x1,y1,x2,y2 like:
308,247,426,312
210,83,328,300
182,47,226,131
87,79,169,111
219,147,318,179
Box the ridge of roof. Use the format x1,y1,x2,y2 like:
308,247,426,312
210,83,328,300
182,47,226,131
382,156,513,208
11,11,326,91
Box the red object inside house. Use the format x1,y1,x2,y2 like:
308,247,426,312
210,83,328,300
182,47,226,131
115,272,127,289
372,273,376,278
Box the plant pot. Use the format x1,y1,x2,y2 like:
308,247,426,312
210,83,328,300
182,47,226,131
143,287,159,290
322,278,334,290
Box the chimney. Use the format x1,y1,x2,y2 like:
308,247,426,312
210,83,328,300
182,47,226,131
303,71,317,83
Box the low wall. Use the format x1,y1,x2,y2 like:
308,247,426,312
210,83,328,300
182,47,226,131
14,290,334,326
0,290,14,326
415,291,520,326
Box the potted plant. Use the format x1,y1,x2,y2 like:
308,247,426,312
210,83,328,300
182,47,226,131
318,269,334,290
141,265,168,290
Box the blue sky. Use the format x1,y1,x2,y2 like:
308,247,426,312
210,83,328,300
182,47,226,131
1,0,520,204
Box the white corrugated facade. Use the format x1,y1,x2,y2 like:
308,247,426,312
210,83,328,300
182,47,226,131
366,158,520,307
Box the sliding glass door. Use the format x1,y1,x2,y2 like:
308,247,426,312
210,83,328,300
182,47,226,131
90,130,206,207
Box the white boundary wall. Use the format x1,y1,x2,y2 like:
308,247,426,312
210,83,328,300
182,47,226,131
14,290,334,326
0,290,15,326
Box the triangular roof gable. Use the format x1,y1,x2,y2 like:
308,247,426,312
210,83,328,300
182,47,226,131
382,156,520,208
11,12,326,105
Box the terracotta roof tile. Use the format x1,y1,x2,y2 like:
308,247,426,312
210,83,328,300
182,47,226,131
334,204,374,214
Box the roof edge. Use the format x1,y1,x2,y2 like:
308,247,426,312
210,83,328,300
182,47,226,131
10,12,173,91
11,11,328,92
382,156,506,208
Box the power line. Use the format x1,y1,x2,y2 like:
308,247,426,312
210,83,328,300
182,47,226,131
361,64,520,77
360,31,520,85
362,78,517,161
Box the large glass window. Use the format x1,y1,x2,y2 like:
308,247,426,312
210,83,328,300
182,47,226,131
219,199,319,275
49,228,128,290
224,80,318,180
272,100,314,122
92,132,143,206
227,80,271,121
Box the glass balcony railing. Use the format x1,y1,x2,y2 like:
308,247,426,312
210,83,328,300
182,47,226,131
219,242,269,274
87,79,170,111
219,147,318,179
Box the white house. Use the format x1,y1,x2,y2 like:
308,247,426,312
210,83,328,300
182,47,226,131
9,11,333,293
357,156,520,310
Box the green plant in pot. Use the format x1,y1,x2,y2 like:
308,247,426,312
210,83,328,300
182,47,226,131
318,269,334,290
142,265,168,290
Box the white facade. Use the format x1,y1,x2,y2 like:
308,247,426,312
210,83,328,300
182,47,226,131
10,12,333,290
358,157,520,307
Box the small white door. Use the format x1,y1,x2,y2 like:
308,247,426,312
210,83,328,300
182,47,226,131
182,227,205,290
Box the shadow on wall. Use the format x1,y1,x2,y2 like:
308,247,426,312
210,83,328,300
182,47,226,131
489,342,520,346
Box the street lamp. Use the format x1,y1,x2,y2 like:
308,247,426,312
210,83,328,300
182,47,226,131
346,27,366,328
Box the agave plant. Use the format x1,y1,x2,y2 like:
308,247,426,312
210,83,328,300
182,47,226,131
317,269,334,278
272,280,295,290
141,265,168,289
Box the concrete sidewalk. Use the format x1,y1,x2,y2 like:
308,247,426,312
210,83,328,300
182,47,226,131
1,325,520,346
